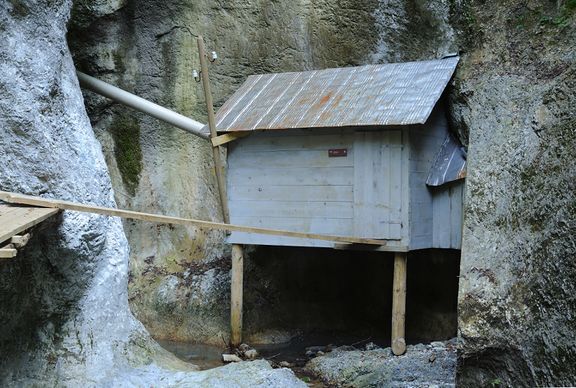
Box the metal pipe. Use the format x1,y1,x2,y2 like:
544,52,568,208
76,71,210,140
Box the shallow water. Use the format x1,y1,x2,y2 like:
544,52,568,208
157,340,227,370
157,337,327,386
157,334,387,387
158,333,388,370
255,333,388,364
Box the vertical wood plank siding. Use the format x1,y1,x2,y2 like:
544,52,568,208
408,105,464,250
353,130,403,239
432,182,464,249
226,107,462,250
228,130,355,247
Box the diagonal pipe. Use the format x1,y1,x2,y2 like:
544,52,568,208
76,71,210,140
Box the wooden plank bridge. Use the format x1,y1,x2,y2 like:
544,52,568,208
0,191,385,246
0,204,59,258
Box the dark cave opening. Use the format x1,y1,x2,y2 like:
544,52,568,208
244,246,461,347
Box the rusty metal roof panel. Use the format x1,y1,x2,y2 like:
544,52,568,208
426,134,467,186
216,56,459,132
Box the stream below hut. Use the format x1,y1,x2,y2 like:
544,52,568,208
157,333,393,386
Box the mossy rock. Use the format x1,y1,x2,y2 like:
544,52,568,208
9,0,30,18
109,114,143,195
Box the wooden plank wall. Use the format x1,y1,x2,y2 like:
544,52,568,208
227,129,355,248
408,105,450,250
432,181,464,249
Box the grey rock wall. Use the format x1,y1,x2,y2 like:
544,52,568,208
452,1,576,386
370,0,456,63
69,0,459,346
0,0,149,384
0,1,306,385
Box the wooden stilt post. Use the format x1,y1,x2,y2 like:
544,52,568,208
197,36,244,346
230,244,244,346
391,251,407,355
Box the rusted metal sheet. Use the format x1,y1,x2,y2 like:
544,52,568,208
216,57,459,132
426,134,467,186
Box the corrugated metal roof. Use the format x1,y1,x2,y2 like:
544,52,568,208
426,134,467,186
216,56,459,132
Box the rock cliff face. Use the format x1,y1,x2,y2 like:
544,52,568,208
0,0,305,385
68,0,384,344
451,1,576,386
0,1,151,383
70,0,576,385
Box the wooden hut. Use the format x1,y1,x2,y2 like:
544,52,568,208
214,56,464,354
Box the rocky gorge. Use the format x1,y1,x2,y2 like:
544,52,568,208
0,0,575,386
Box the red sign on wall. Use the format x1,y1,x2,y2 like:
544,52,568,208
328,148,348,157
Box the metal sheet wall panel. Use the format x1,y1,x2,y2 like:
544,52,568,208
426,134,467,186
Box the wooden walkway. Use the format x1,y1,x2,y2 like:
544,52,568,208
0,204,59,258
0,191,385,246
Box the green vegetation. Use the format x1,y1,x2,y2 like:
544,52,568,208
489,377,502,386
112,51,127,74
110,114,143,195
448,0,482,50
515,0,576,30
539,0,576,28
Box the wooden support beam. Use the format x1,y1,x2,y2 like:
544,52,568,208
11,234,30,248
333,243,408,252
196,36,248,349
230,244,244,346
0,191,386,246
0,248,17,259
211,132,250,147
197,36,230,224
391,251,407,356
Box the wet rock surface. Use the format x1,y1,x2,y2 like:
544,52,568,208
305,339,457,387
109,359,306,387
450,1,576,386
0,1,315,386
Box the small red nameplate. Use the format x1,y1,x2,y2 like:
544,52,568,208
328,148,347,157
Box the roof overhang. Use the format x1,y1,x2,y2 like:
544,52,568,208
215,56,459,133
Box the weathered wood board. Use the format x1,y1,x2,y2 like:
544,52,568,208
0,204,59,245
353,130,404,240
227,130,357,248
432,182,464,249
0,191,385,246
408,106,464,250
